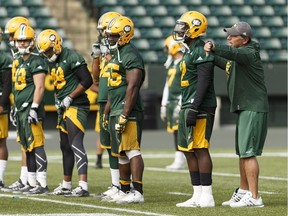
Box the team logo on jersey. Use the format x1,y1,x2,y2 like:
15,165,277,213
192,19,201,27
124,25,131,33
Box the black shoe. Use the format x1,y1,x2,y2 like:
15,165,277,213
0,181,4,188
64,186,89,197
95,161,103,169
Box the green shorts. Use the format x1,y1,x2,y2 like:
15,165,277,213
109,111,143,157
166,101,179,133
178,108,215,152
57,106,89,133
236,111,268,158
16,107,45,152
99,102,111,149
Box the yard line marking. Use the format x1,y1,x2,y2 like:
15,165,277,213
1,214,117,216
0,194,174,216
145,167,288,181
168,190,278,196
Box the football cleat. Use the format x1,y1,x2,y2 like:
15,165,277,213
116,190,144,204
49,183,72,195
94,184,119,198
222,188,246,206
230,191,264,208
1,179,25,193
64,186,89,197
24,183,48,195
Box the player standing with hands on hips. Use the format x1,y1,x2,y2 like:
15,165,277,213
204,21,268,208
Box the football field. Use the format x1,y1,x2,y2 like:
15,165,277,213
0,127,287,216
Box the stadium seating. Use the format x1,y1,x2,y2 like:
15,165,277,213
88,0,286,63
0,0,73,53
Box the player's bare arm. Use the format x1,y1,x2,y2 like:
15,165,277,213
122,68,143,116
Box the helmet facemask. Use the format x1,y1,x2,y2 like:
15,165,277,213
14,25,35,55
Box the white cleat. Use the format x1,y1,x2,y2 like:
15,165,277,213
116,190,144,204
230,191,264,208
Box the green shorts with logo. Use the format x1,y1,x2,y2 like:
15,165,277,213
109,111,143,157
178,108,215,152
236,111,268,158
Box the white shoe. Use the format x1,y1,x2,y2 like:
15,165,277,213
176,197,199,207
94,185,119,198
230,191,264,208
166,151,185,170
116,190,144,204
165,162,185,170
103,185,119,197
199,194,215,207
102,190,127,202
222,188,246,206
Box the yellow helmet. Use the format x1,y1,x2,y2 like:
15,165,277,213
36,29,62,62
5,16,30,35
173,11,208,41
97,11,121,31
14,25,35,54
106,16,134,50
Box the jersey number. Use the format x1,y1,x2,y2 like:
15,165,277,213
180,61,189,87
15,68,27,90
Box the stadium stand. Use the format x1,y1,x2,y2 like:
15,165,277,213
84,0,287,63
0,0,73,54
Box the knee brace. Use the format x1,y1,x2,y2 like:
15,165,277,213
125,150,141,160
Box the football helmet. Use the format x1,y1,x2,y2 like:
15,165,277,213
5,16,31,47
36,29,62,62
14,25,35,54
173,11,208,41
97,11,121,32
106,16,134,50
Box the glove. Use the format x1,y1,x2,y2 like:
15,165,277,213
102,114,109,131
28,103,39,124
9,106,17,127
186,108,198,127
115,114,128,133
160,106,166,121
100,44,109,56
91,43,101,58
61,96,73,109
172,104,181,120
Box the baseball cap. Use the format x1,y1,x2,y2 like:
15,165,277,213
224,21,253,38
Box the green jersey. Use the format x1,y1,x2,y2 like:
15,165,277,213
180,38,216,109
107,43,145,116
98,57,109,103
14,54,48,113
50,47,90,107
213,40,269,113
0,50,12,111
167,59,181,102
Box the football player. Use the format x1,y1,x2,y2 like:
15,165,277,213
13,25,49,194
173,11,217,208
90,11,121,199
1,16,31,193
160,35,185,170
102,15,145,204
0,27,12,188
37,29,93,197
